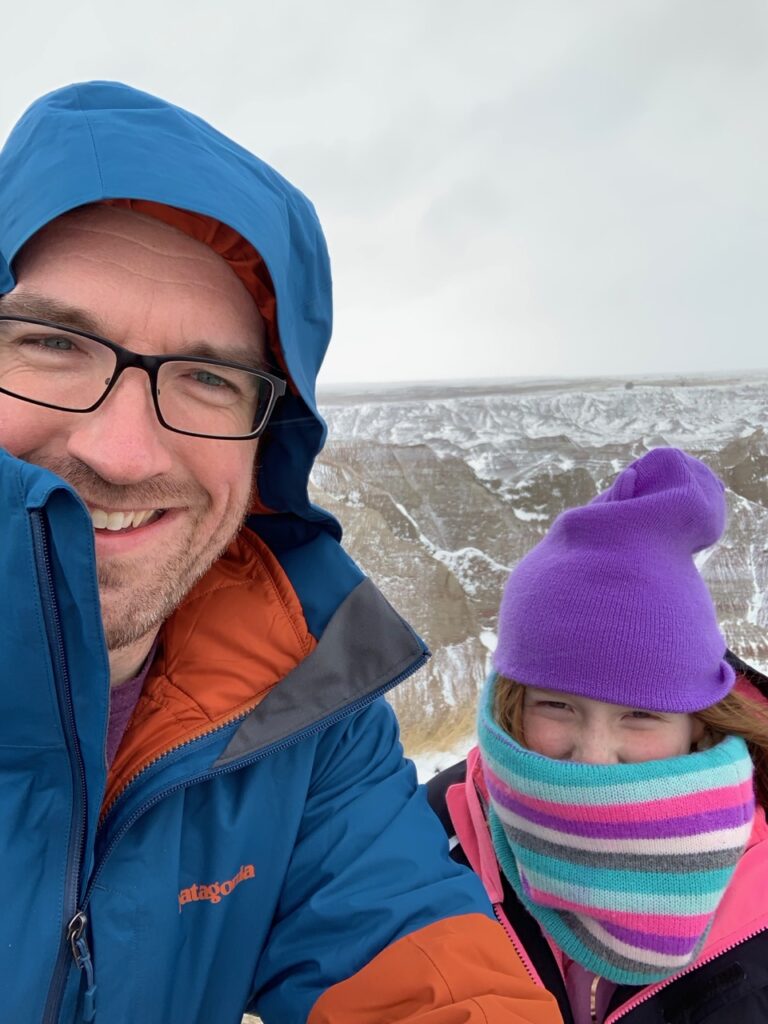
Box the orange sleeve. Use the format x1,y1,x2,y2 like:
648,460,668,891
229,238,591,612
308,914,562,1023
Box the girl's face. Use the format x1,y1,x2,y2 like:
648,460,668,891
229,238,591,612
522,687,705,764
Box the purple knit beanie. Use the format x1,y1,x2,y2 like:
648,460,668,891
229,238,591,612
493,448,735,712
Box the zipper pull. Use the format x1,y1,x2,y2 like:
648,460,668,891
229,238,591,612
67,911,97,1022
590,974,601,1023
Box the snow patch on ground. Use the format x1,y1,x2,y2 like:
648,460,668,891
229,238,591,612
513,506,548,522
480,630,497,652
410,734,476,782
392,498,509,594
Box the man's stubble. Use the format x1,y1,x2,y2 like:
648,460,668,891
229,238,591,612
31,455,255,651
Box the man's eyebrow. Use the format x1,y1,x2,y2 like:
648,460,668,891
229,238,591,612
0,294,271,370
176,340,269,371
0,293,104,335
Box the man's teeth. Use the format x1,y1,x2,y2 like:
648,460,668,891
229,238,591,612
90,509,161,531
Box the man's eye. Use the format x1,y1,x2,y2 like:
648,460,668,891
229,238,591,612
191,370,233,390
22,334,76,351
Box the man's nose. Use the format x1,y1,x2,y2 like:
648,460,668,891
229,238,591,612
65,370,174,484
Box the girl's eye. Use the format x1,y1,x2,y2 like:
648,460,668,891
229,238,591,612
626,710,656,720
539,701,571,710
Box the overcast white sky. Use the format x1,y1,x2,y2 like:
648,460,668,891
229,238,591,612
2,1,767,385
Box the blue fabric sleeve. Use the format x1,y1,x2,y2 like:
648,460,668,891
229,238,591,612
250,697,494,1023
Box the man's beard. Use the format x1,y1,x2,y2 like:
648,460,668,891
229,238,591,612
33,456,252,652
97,543,220,651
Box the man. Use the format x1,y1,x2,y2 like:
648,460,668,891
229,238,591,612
0,82,559,1023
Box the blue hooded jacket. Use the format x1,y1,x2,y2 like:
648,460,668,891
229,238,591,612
0,83,559,1024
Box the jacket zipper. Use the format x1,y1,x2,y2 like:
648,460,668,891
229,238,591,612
492,905,541,987
590,975,600,1023
82,650,429,911
491,900,576,1024
33,510,95,1024
32,526,426,1016
604,923,768,1022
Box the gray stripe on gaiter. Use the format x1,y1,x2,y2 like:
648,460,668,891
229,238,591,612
560,912,689,975
214,577,426,767
503,825,744,874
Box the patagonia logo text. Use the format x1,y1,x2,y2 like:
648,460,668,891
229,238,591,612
178,864,255,911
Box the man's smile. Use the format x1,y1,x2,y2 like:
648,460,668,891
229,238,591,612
89,506,166,531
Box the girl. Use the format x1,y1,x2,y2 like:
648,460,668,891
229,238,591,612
429,447,768,1024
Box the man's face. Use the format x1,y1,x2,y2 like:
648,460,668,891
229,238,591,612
0,206,266,652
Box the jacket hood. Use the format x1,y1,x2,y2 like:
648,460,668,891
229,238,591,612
0,80,340,549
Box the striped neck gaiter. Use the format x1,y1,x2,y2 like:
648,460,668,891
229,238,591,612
477,676,755,985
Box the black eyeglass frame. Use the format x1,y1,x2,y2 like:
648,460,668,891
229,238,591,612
0,315,287,440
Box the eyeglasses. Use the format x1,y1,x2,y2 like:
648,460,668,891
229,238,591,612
0,316,286,440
